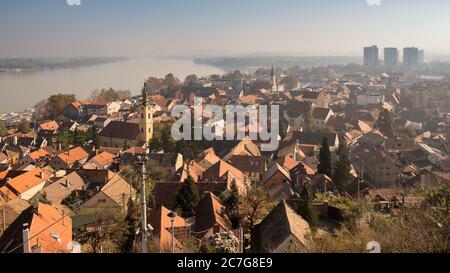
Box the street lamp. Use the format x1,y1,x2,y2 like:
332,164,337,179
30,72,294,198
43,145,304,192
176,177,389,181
167,211,177,253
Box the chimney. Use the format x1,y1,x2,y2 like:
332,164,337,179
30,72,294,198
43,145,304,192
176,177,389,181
40,172,45,179
13,136,18,146
22,223,30,253
58,143,62,151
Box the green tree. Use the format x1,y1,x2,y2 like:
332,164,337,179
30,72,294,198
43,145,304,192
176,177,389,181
223,180,240,214
73,129,88,146
175,175,200,215
162,73,180,89
317,137,332,177
45,94,77,120
18,119,31,133
297,180,319,231
376,109,396,137
90,126,100,148
90,88,130,101
332,142,353,192
57,129,74,149
303,103,314,131
282,75,299,90
185,74,199,85
0,121,8,137
242,186,271,229
116,198,139,253
424,186,450,211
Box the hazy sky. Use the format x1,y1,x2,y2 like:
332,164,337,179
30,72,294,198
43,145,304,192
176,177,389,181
1,0,450,58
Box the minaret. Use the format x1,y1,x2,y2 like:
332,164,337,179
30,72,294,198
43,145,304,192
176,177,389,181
139,82,154,145
271,65,277,92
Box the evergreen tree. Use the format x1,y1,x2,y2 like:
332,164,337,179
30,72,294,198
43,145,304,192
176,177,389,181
303,103,314,131
297,180,319,230
73,129,87,146
0,121,8,137
91,126,100,149
18,119,31,133
376,109,396,136
57,129,73,149
118,198,139,253
223,180,240,214
332,142,353,192
317,137,332,177
175,175,200,215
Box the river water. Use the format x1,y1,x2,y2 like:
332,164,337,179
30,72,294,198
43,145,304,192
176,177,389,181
0,57,223,113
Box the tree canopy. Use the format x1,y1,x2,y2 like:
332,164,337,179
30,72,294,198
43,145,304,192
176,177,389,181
175,175,200,216
317,137,332,177
297,180,319,230
332,142,354,192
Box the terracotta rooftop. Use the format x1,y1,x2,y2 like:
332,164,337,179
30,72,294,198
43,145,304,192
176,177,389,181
56,147,89,165
39,121,59,131
6,168,50,195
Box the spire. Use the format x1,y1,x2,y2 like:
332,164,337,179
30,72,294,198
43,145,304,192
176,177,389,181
142,81,148,106
271,65,274,77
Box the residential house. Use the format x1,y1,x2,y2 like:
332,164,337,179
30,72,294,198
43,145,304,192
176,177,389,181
260,163,292,201
147,153,184,179
93,117,112,129
98,121,143,148
38,121,59,139
4,168,51,201
230,155,266,184
291,131,340,149
0,203,74,253
290,90,331,108
312,107,334,129
38,172,85,205
85,101,121,117
63,101,90,119
83,151,116,170
0,198,29,234
284,101,314,130
196,148,221,170
80,173,136,213
20,147,54,166
251,200,311,253
49,147,90,171
192,192,233,239
202,160,247,194
148,206,188,253
354,149,401,187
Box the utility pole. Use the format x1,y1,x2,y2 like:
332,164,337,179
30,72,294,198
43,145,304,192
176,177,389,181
137,156,149,253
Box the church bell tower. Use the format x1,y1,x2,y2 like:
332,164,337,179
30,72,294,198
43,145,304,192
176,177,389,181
271,65,278,92
139,82,154,145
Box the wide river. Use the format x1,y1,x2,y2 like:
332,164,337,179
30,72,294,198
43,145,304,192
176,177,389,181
0,57,223,113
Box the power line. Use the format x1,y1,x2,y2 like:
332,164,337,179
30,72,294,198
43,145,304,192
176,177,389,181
5,213,69,253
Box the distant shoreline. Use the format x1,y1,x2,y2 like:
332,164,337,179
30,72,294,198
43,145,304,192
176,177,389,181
0,57,128,73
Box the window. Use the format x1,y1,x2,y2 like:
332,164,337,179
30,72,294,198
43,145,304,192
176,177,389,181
98,199,107,203
141,114,144,119
148,114,151,119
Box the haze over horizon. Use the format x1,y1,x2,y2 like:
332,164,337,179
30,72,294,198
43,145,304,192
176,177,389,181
1,0,450,58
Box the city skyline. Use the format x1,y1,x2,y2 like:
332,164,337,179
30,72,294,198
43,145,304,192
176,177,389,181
1,0,450,58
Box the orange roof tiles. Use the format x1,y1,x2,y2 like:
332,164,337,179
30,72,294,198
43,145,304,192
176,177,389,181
28,149,50,161
90,151,116,166
6,168,50,195
39,121,59,131
28,203,72,253
0,186,18,202
56,147,89,165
